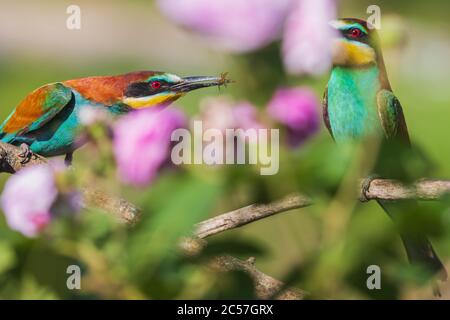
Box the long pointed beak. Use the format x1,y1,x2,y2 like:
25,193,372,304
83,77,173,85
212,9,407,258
171,75,233,93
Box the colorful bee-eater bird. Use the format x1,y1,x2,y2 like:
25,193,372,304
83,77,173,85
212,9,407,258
324,18,447,284
0,71,230,164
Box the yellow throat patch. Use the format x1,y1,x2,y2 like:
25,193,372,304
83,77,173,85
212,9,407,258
123,92,183,109
332,39,376,67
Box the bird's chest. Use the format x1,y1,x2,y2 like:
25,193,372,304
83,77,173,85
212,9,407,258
327,66,383,142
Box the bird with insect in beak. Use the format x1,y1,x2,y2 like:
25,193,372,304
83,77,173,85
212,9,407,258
323,18,447,292
0,71,232,165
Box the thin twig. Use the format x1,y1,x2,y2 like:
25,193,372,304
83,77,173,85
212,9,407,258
179,238,304,299
195,193,313,239
210,255,305,300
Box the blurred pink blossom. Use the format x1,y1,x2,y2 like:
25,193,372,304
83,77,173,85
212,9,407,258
267,87,320,147
199,97,264,132
113,108,187,187
232,103,265,131
282,0,338,75
0,165,58,237
157,0,292,53
196,97,265,164
158,0,337,75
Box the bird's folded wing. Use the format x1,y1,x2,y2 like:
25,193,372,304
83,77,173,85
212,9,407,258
0,83,73,135
322,85,334,140
376,89,410,145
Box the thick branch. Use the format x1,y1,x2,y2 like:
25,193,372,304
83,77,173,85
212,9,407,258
0,141,47,173
0,141,140,224
360,178,450,201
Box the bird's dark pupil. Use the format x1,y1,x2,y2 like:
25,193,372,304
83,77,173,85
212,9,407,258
352,29,360,37
152,81,161,89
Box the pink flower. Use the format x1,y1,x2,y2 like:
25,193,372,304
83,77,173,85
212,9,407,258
196,97,265,164
232,103,265,131
113,108,187,187
267,87,320,147
199,97,264,132
0,165,58,237
282,0,337,75
157,0,292,53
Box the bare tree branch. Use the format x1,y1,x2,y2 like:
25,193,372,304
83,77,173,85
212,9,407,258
179,238,304,299
360,178,450,201
0,141,47,173
0,141,140,224
4,140,450,229
195,193,313,239
4,141,450,300
81,187,141,224
210,256,305,300
194,178,450,240
183,178,450,300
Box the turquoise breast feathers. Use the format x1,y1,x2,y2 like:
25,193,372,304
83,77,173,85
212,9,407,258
327,66,383,142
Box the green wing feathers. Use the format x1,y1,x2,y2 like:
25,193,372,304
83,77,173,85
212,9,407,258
376,89,410,145
322,85,334,140
0,83,73,135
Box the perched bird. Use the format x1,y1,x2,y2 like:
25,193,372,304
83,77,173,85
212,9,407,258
323,19,447,284
0,71,230,164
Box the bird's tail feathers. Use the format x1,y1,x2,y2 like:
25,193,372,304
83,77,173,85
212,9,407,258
378,200,447,282
400,234,447,281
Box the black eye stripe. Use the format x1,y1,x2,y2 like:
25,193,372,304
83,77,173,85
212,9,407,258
124,82,149,97
125,80,172,97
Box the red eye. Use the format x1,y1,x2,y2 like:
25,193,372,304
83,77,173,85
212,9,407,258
151,81,161,89
350,28,362,38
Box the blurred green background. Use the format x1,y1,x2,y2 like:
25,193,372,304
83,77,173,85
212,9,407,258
0,0,449,299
